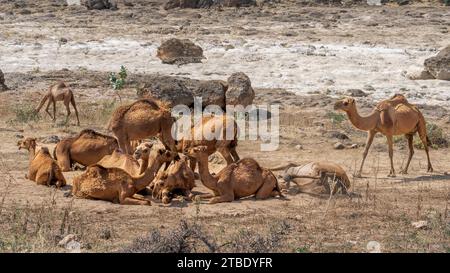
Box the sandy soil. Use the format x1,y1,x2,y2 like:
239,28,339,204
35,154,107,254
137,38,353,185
0,1,449,252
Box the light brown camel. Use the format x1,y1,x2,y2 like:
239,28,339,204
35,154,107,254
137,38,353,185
71,146,175,205
184,146,283,204
151,154,196,204
96,142,153,176
108,98,176,155
35,82,80,126
176,115,240,172
334,94,433,177
270,161,351,195
53,129,119,172
17,138,66,188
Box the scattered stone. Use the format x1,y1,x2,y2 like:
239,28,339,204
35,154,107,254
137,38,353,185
396,0,409,5
225,72,255,107
164,0,256,9
347,89,367,97
59,38,68,44
294,144,303,150
157,38,205,65
0,69,8,91
411,220,428,229
42,135,60,144
139,76,194,107
366,241,381,253
334,142,345,150
424,45,450,80
363,84,375,91
58,234,81,252
16,134,24,139
367,0,382,5
82,0,117,10
350,144,358,149
328,131,349,140
190,80,227,108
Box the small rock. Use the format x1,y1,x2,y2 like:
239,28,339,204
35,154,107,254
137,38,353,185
16,134,24,139
366,241,381,253
347,89,367,97
58,234,81,252
295,144,303,150
411,220,428,229
157,38,205,65
59,38,68,44
328,131,349,140
350,144,358,149
367,0,382,5
397,0,409,5
42,135,60,144
334,142,345,150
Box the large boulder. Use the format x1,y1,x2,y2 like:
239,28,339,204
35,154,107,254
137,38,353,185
82,0,117,10
139,76,194,107
186,80,227,109
424,45,450,80
0,69,8,92
156,38,205,65
225,72,255,107
164,0,256,9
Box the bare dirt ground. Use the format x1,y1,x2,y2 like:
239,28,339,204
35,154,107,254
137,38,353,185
0,1,449,252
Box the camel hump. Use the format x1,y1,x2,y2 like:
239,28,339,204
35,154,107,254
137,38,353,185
78,129,113,140
52,81,67,90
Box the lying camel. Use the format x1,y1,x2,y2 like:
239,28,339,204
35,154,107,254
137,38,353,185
270,162,351,195
108,98,176,154
71,145,175,205
54,129,118,172
18,138,66,188
96,142,153,176
184,146,283,204
176,115,240,172
35,82,80,126
334,94,433,177
151,154,196,204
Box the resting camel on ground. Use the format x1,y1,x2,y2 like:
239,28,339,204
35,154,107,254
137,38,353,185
18,138,66,188
270,162,351,195
96,142,153,176
151,154,196,204
176,115,240,173
71,145,175,205
35,82,80,126
54,129,119,172
108,98,176,155
334,94,433,177
184,146,283,204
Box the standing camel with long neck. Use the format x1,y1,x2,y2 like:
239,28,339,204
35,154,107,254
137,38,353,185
35,82,80,126
334,94,433,177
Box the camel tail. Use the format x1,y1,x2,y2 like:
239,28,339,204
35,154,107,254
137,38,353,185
35,94,49,112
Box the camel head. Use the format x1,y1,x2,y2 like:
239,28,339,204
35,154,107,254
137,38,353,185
17,137,37,151
133,142,153,161
155,148,177,164
183,145,208,159
334,97,355,112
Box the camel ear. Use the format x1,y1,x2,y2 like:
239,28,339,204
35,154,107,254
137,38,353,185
144,143,153,149
348,98,355,104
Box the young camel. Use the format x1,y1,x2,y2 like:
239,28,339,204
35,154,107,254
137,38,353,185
96,142,153,176
151,154,196,204
184,146,283,204
108,98,176,155
270,161,351,194
334,94,433,177
71,146,175,205
17,138,66,188
176,115,240,172
54,129,119,171
35,82,80,126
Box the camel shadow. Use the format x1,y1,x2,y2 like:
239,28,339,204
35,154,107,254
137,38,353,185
394,174,450,184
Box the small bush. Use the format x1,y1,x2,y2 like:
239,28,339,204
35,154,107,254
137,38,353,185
327,112,346,125
414,123,448,149
7,103,41,124
109,66,127,90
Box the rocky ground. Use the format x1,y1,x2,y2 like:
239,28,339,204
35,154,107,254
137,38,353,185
0,1,449,252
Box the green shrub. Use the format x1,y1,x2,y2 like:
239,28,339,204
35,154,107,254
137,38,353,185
8,103,41,124
414,123,448,149
109,65,127,90
326,112,346,125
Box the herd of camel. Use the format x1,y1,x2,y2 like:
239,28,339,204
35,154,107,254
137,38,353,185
16,81,434,205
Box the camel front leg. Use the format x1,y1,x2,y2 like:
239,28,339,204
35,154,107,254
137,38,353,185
119,192,151,205
64,100,71,124
209,194,234,204
386,135,396,177
52,100,57,122
356,130,376,177
45,99,53,119
400,134,414,174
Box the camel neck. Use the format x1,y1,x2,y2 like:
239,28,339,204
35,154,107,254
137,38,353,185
133,156,163,191
139,158,149,174
196,155,218,190
346,105,378,131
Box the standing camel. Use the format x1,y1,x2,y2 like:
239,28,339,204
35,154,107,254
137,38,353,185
108,98,176,155
35,82,80,126
334,94,433,177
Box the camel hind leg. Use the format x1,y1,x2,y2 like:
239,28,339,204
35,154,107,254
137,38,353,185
417,120,433,172
386,135,396,177
256,170,282,199
64,98,71,125
400,134,414,174
70,94,80,126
